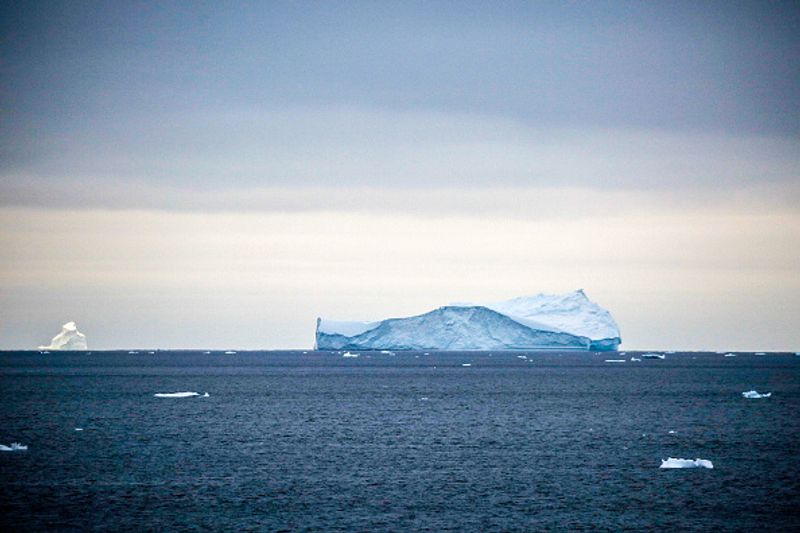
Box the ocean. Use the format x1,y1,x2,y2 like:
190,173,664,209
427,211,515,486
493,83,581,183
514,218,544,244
1,351,798,531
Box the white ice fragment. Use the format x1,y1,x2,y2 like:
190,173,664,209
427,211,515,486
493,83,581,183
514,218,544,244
755,352,766,355
641,353,665,360
668,430,676,434
0,443,28,452
517,355,528,359
75,428,84,431
630,357,642,362
724,353,737,357
742,390,771,399
342,351,359,358
660,457,713,469
461,363,472,367
224,351,237,355
38,321,87,350
605,359,626,363
154,392,201,398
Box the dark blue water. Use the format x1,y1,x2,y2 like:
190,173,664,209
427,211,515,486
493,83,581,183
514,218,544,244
1,351,798,531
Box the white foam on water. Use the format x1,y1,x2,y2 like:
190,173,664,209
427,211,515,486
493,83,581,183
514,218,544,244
660,457,713,469
342,351,359,358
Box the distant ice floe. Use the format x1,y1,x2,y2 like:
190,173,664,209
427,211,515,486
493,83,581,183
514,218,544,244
605,359,626,363
641,353,665,360
660,457,713,469
754,352,766,355
742,390,771,399
461,363,472,367
224,351,237,355
154,392,209,398
75,428,84,431
0,443,28,452
342,351,359,358
724,353,737,357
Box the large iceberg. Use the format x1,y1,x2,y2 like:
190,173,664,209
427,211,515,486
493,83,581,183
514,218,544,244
315,290,621,351
39,321,88,350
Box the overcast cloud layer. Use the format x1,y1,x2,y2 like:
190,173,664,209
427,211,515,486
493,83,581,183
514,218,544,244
1,1,798,349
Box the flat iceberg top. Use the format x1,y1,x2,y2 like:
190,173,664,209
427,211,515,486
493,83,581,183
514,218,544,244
483,290,620,341
317,318,381,337
660,457,714,469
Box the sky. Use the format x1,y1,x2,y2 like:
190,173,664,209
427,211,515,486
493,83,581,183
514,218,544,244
1,1,798,350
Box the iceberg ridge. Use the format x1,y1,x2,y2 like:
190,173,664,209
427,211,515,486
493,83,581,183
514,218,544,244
316,291,620,351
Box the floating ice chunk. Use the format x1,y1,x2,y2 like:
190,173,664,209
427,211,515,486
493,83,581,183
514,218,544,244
641,353,665,360
0,443,28,452
517,355,527,359
224,351,237,355
742,390,771,399
630,357,642,362
342,351,359,358
75,428,84,431
724,353,737,357
201,392,210,397
461,363,472,367
668,430,676,434
605,359,626,363
154,392,201,398
660,457,713,469
754,352,766,355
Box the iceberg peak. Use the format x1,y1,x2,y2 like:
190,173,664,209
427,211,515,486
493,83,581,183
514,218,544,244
39,321,88,351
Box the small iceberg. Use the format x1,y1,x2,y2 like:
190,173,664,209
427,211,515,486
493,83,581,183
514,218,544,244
742,390,771,399
723,353,737,357
342,351,359,358
461,363,472,367
0,443,28,452
154,391,204,398
39,321,88,350
224,350,237,355
604,359,626,363
660,457,713,469
641,353,665,360
75,428,84,431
